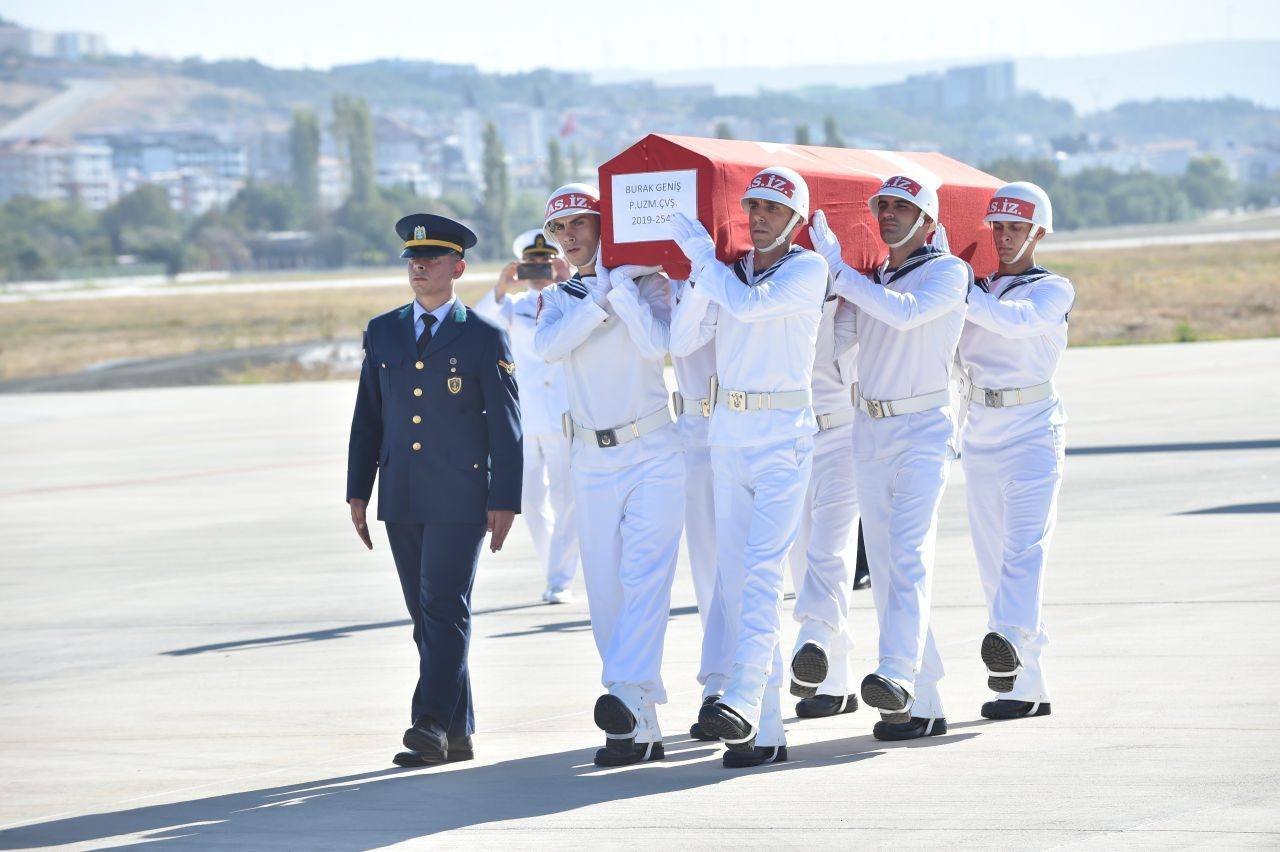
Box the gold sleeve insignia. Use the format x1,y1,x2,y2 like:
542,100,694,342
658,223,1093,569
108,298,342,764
498,359,516,375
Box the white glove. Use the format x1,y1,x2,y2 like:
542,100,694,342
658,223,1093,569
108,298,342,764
608,266,641,299
808,209,845,270
587,262,613,307
668,212,715,271
930,221,950,253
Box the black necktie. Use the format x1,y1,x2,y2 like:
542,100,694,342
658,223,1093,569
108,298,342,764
417,314,437,356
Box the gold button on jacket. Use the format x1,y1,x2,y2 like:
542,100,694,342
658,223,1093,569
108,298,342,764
412,415,422,424
413,388,423,397
412,442,422,451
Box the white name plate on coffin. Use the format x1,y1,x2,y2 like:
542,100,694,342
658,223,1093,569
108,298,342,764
611,169,698,244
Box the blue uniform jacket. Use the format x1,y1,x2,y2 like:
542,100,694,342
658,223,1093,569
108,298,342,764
347,300,522,525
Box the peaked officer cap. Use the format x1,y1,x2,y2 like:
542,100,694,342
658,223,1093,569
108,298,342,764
395,213,478,259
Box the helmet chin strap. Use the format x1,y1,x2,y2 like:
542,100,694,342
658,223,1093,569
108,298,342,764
763,211,802,252
886,211,925,250
1007,226,1041,266
580,243,599,273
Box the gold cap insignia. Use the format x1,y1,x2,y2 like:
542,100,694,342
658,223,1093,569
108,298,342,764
413,225,426,240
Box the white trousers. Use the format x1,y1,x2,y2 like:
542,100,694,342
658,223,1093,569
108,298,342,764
707,436,813,743
791,424,860,696
572,451,684,708
522,431,579,590
684,444,718,627
684,444,729,701
963,419,1064,702
855,420,952,719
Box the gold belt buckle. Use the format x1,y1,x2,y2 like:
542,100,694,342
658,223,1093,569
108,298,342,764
727,390,748,412
865,399,884,418
699,398,711,417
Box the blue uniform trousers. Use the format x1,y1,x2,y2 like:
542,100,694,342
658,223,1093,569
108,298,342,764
385,521,487,737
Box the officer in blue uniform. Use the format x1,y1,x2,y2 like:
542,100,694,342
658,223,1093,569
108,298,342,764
346,213,522,767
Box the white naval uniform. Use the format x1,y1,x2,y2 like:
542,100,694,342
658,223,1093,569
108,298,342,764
669,279,722,699
474,287,580,593
533,269,684,742
959,266,1074,704
790,292,860,697
672,246,826,746
830,245,969,719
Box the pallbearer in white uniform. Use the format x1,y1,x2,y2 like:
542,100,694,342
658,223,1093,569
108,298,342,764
665,276,725,740
959,181,1073,721
810,174,969,741
474,230,580,604
787,287,861,719
669,166,826,768
533,183,685,767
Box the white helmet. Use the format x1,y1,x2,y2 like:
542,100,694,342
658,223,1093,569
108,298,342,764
868,174,941,249
511,228,560,260
543,182,601,268
741,166,809,250
543,182,600,231
984,181,1053,234
741,166,810,220
985,181,1053,265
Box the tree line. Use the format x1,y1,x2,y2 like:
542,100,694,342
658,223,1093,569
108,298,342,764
0,98,1271,282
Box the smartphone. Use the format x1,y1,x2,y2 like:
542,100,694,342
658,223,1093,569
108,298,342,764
517,262,553,280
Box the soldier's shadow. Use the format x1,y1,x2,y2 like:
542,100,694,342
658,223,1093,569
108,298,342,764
0,732,976,850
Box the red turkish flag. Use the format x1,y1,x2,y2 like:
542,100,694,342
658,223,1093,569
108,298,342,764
599,134,1005,279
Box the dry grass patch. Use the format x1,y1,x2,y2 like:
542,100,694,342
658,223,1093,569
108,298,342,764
0,279,495,381
1,241,1275,384
1041,239,1280,345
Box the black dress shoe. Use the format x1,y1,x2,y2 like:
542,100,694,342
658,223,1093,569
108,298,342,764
593,694,638,755
852,565,871,590
689,695,720,741
980,632,1022,693
446,735,474,761
795,693,858,718
789,642,829,698
393,750,444,767
722,745,787,768
392,734,473,767
872,716,947,741
593,740,665,767
697,701,756,754
402,717,448,759
981,699,1051,719
860,674,913,723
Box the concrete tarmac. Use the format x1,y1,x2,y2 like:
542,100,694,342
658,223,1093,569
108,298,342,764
1,339,1278,850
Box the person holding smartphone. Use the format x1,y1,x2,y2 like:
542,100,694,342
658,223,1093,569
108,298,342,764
475,230,578,604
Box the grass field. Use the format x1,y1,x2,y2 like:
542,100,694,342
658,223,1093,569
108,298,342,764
0,241,1276,385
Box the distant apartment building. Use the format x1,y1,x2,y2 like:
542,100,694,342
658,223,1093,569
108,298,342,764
0,139,116,208
0,24,106,61
90,130,249,181
83,129,248,215
374,115,443,197
116,168,239,217
874,62,1016,112
317,154,347,212
1057,140,1199,176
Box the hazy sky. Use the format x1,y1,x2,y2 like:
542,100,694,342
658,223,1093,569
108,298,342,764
4,0,1278,74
